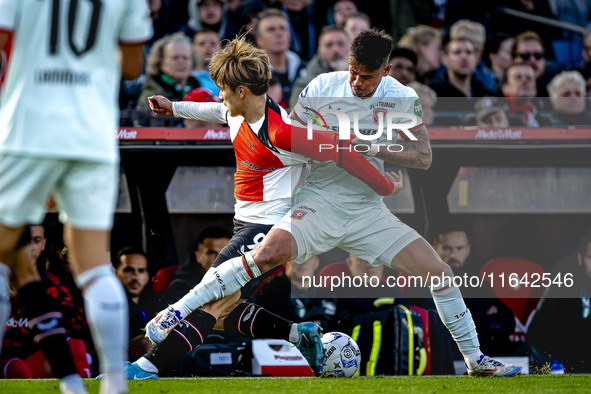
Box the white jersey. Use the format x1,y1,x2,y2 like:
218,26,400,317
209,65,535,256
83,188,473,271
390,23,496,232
0,0,153,163
173,99,307,225
292,71,424,204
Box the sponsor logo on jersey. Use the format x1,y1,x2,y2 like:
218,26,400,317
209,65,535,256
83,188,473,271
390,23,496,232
243,305,256,322
291,210,308,220
214,271,227,291
373,108,388,125
298,205,316,213
414,99,423,118
240,160,282,172
274,355,303,361
370,102,396,109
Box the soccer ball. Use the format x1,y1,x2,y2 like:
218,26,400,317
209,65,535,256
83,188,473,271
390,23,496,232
320,332,361,378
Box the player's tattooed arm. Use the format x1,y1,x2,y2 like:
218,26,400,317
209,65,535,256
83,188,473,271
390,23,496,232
352,125,432,169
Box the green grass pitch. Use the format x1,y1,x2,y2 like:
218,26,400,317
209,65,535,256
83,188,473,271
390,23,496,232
1,375,591,394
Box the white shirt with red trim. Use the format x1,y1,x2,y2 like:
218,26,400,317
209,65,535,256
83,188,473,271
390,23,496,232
173,100,307,225
291,71,425,204
0,0,153,163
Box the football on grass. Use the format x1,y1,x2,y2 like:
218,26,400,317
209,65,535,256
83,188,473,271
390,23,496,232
320,332,361,378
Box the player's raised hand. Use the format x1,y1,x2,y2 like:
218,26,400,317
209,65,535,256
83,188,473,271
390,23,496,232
148,95,174,116
386,170,403,195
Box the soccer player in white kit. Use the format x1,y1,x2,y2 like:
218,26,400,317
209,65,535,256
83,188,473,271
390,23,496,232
0,0,152,392
147,29,521,377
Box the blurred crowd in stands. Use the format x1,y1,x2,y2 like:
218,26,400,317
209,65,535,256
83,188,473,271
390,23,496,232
114,0,591,129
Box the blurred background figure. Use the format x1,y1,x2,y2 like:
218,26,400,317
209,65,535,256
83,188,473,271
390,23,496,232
473,97,510,129
255,9,305,107
501,64,548,128
547,70,590,126
511,31,551,98
331,0,359,27
181,88,222,128
271,0,319,61
388,47,417,86
192,30,221,95
114,247,156,361
398,25,443,85
138,33,199,111
407,81,436,126
290,26,350,107
343,13,371,42
182,0,238,41
484,32,514,87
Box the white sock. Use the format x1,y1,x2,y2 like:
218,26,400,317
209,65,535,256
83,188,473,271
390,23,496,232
288,324,299,343
75,264,128,379
464,350,484,369
100,371,125,394
136,357,159,373
430,278,480,356
0,263,11,360
59,373,87,394
171,252,261,319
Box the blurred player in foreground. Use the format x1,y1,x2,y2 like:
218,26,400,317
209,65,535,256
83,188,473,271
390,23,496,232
0,0,152,393
147,29,521,378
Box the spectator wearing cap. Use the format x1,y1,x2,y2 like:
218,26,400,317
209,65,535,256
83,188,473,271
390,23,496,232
138,33,200,111
483,32,514,87
501,64,551,128
398,25,443,85
407,82,436,126
256,9,305,107
449,20,496,93
472,97,510,128
192,29,221,95
330,0,359,27
182,88,223,128
511,31,552,97
290,26,350,107
389,47,417,86
181,0,238,41
430,37,494,110
343,13,371,42
547,70,591,126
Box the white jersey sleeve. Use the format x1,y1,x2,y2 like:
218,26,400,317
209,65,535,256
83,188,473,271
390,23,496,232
119,0,153,44
290,74,323,127
0,0,18,31
396,86,425,130
172,102,228,124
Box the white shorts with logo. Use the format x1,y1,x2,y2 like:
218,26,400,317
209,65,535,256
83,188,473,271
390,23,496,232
273,188,422,266
0,154,118,230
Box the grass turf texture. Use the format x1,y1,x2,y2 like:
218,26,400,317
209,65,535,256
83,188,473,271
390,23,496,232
1,375,591,394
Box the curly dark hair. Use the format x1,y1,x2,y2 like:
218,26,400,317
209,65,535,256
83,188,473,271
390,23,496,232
350,28,393,71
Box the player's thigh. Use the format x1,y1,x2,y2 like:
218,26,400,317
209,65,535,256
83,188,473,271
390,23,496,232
273,197,345,265
54,161,118,230
390,237,452,280
211,219,280,299
0,155,66,228
341,203,421,266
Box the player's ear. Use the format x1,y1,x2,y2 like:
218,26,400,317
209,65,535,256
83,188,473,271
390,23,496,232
383,64,392,76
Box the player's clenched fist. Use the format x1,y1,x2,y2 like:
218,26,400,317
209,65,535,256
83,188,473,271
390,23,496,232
148,95,174,116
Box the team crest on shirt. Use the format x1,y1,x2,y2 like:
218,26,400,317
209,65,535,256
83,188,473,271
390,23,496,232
291,210,308,220
373,108,388,125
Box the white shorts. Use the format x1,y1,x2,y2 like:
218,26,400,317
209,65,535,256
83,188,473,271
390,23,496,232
0,154,118,230
273,188,422,266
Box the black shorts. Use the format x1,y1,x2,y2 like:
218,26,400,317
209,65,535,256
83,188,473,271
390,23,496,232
211,218,281,299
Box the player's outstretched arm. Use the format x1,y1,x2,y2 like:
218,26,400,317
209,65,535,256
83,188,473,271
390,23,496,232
148,95,174,116
273,120,398,196
353,125,432,169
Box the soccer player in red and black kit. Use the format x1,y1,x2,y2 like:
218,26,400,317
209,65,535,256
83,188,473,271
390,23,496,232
107,35,403,379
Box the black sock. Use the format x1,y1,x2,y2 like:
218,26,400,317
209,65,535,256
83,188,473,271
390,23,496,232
145,309,216,371
19,281,77,379
224,302,293,340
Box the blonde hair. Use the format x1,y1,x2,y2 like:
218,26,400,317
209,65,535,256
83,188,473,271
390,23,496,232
398,25,442,74
146,32,198,76
209,35,272,94
407,81,437,106
450,20,486,54
548,70,586,99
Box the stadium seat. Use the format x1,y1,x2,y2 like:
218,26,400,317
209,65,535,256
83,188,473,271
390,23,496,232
152,266,179,294
479,258,546,342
